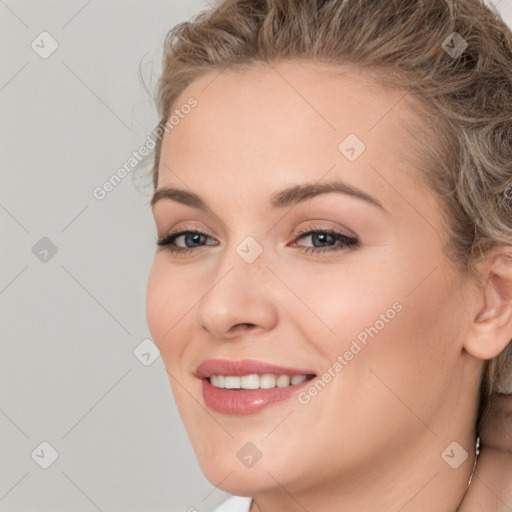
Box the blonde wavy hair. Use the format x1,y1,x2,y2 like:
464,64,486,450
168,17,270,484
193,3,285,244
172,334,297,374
144,0,512,433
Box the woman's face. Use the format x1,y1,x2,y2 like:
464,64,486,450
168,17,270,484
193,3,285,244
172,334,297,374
146,61,480,498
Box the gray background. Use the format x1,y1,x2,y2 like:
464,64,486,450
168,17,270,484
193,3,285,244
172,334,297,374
1,1,511,511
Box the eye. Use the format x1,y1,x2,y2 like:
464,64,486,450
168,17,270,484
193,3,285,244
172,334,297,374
156,226,218,255
156,225,359,256
291,226,359,255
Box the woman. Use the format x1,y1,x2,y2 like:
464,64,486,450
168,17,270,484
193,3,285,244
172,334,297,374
144,0,512,510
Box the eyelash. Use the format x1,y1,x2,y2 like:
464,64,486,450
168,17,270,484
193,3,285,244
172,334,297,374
156,225,359,256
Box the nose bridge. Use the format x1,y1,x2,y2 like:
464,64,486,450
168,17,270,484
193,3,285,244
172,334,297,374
194,231,277,338
213,227,270,284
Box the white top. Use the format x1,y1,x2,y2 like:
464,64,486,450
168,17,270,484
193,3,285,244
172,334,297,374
211,496,252,512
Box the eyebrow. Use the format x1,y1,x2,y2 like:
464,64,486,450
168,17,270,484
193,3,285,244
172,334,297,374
150,180,387,213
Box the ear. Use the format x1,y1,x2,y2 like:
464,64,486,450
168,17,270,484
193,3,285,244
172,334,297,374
464,247,512,360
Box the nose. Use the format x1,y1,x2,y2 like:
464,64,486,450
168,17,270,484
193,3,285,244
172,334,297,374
194,248,279,341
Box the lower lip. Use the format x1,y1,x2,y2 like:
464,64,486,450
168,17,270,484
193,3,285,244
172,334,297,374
201,377,314,415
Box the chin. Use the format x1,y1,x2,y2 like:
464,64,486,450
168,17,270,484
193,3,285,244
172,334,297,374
197,453,286,497
203,469,270,497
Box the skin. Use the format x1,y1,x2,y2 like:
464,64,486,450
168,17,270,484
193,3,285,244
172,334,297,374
458,393,512,512
146,60,512,511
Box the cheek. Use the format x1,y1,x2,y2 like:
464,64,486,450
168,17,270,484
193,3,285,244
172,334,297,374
296,252,459,386
285,263,405,355
292,271,460,457
146,261,166,342
145,258,194,362
350,267,463,415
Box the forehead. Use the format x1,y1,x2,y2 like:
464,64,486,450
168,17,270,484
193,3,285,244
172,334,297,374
157,60,423,210
166,61,416,154
168,61,410,141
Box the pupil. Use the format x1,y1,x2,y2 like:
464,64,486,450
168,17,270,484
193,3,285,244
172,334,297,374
187,233,203,246
314,232,333,247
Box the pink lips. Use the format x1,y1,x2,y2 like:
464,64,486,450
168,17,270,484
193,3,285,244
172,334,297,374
196,359,316,415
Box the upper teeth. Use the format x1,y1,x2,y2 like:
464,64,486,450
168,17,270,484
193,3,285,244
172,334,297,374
210,374,308,389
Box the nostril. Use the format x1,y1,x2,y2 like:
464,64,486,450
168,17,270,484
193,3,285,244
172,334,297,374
231,323,256,333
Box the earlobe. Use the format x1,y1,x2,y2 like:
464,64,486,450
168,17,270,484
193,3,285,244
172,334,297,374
464,250,512,360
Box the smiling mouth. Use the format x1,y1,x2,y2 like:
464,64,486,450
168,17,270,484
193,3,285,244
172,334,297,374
205,373,316,390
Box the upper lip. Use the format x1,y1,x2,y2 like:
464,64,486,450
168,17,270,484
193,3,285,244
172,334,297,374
195,359,316,379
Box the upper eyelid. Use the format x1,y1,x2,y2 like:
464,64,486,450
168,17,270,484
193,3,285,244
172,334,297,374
157,217,357,237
